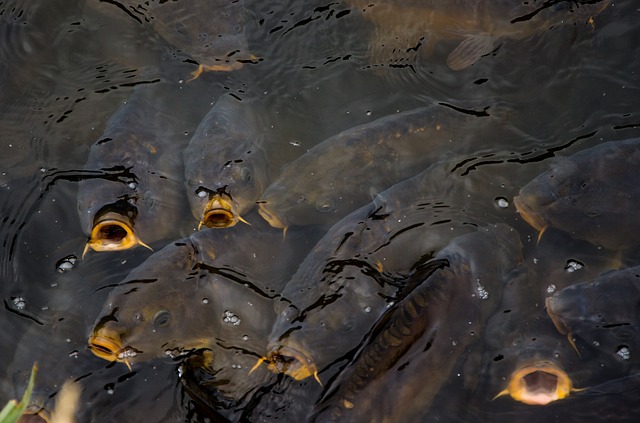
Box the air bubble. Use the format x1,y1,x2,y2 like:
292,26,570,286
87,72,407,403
69,350,79,358
56,255,78,273
546,284,556,294
223,311,241,326
128,182,137,189
475,281,489,300
616,345,631,360
104,384,114,395
11,297,26,310
242,335,249,341
495,197,509,208
565,260,584,272
202,298,209,304
363,306,372,313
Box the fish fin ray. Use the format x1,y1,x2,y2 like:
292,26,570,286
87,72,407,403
446,34,495,71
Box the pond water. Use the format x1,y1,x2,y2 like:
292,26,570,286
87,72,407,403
1,0,640,422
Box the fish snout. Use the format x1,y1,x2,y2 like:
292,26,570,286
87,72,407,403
201,196,237,228
497,362,574,405
257,202,286,230
88,325,139,364
264,345,321,385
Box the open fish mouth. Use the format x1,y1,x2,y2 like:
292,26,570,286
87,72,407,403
257,203,287,231
262,345,321,385
200,195,249,229
84,212,151,255
496,362,574,405
88,334,140,367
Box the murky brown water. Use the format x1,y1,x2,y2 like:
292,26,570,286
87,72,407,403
1,1,640,422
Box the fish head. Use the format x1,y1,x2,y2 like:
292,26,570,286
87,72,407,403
264,262,394,381
514,157,581,232
546,269,640,358
186,150,268,229
496,361,575,405
89,241,209,365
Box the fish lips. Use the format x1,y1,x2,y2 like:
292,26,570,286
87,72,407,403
499,362,575,406
266,345,319,382
88,334,141,364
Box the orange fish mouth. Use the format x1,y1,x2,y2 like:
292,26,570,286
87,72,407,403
199,195,251,229
496,362,575,405
256,346,321,385
83,212,152,256
88,334,140,368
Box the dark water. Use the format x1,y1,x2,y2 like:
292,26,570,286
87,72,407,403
1,0,640,422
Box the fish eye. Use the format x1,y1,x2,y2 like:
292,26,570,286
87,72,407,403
240,167,252,182
315,197,334,213
196,188,208,198
153,310,171,328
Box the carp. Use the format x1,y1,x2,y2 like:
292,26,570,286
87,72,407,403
184,94,269,229
514,138,640,251
258,102,493,231
346,0,610,70
257,160,506,385
88,222,321,409
312,224,523,423
77,80,193,255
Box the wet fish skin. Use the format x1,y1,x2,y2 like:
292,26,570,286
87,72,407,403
312,224,523,423
97,0,252,74
259,103,490,230
470,263,584,407
88,223,322,407
514,138,640,250
546,265,640,365
264,160,502,383
346,0,610,70
77,81,191,253
184,94,269,229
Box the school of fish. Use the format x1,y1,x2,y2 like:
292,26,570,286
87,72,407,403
7,0,640,422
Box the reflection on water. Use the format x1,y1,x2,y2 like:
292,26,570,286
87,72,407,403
1,0,640,421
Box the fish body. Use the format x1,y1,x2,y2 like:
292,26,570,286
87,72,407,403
347,0,610,70
546,265,640,369
472,263,584,407
98,0,252,76
514,138,640,250
312,224,523,423
88,223,321,408
77,81,192,254
184,94,269,229
259,103,490,230
262,160,502,383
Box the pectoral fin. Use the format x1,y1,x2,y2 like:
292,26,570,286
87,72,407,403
446,35,496,71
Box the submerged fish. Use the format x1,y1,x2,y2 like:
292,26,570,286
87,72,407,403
96,0,254,78
346,0,610,70
514,138,640,250
77,81,192,255
183,94,269,229
312,224,523,423
546,265,640,367
258,103,492,231
88,223,321,408
472,265,584,407
258,160,504,384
